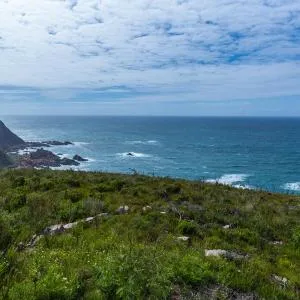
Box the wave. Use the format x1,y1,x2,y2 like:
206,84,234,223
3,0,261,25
283,182,300,192
206,174,249,185
232,184,255,190
125,140,159,145
117,152,152,158
73,142,91,146
16,148,38,155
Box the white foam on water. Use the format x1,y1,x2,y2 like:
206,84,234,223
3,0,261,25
73,142,91,146
117,152,152,158
86,157,96,162
206,174,249,185
283,182,300,191
17,148,39,155
126,140,159,145
51,165,82,171
232,184,255,190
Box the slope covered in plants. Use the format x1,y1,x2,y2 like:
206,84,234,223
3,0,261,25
0,169,299,299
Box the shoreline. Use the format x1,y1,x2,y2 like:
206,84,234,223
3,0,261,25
1,118,299,195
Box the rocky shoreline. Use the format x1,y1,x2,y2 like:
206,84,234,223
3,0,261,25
0,120,88,169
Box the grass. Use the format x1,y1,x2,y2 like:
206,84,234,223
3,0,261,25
0,169,299,299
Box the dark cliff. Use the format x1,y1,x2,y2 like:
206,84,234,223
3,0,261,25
0,120,25,150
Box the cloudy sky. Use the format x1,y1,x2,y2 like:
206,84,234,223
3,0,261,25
0,0,299,115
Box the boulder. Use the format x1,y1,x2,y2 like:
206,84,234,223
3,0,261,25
0,120,25,150
271,275,288,287
116,205,129,214
142,205,152,212
205,249,247,260
223,224,233,229
269,241,283,245
17,242,25,252
205,249,228,257
177,236,190,241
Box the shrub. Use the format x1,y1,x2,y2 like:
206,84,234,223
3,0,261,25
177,220,198,235
95,245,172,299
12,176,25,188
292,227,300,247
166,184,182,195
175,254,213,286
65,189,84,203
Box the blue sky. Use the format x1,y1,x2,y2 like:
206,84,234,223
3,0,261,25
0,0,299,115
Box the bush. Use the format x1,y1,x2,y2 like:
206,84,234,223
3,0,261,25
12,176,25,188
177,220,198,235
95,245,172,299
292,227,300,247
175,254,212,286
65,189,84,203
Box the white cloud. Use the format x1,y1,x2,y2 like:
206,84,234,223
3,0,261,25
0,0,299,102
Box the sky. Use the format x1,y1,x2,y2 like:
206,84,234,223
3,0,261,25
0,0,300,116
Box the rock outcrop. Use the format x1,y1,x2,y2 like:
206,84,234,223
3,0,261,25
205,249,248,260
0,120,25,150
0,121,85,169
18,148,80,168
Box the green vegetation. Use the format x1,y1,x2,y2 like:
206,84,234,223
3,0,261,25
0,169,299,299
0,151,13,168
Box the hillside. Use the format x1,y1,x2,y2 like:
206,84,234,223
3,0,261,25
0,121,25,150
0,151,13,168
0,169,299,299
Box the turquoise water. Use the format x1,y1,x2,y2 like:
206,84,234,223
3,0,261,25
1,116,300,194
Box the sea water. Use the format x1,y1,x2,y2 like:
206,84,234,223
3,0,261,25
1,116,300,194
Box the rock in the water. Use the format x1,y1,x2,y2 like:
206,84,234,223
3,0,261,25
0,120,25,150
19,148,79,168
61,157,80,166
45,140,73,146
73,154,88,162
29,148,58,160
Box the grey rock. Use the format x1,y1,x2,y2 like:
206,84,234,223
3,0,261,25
177,236,190,241
116,205,129,214
205,249,247,260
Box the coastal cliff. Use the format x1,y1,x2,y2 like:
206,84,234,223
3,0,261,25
0,120,86,169
0,120,25,150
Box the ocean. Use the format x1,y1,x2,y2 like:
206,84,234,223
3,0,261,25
1,116,300,194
